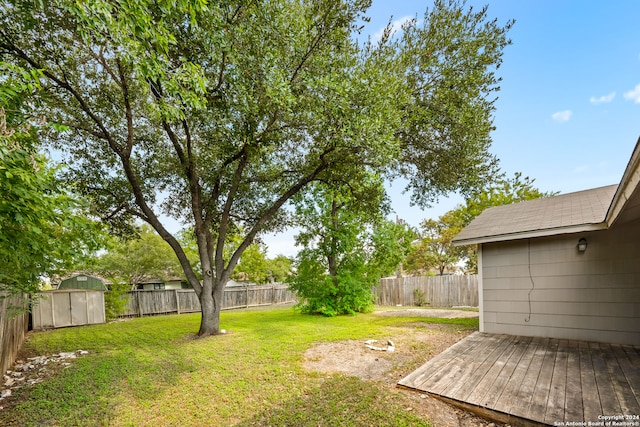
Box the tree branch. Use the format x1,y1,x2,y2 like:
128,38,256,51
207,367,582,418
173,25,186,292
223,147,335,281
215,146,249,275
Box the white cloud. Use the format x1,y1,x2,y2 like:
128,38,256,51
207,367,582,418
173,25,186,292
373,16,414,42
589,92,615,104
623,84,640,103
552,110,572,122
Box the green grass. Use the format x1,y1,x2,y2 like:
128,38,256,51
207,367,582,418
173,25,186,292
1,307,478,426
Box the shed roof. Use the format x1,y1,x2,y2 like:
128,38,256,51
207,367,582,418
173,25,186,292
453,137,640,245
58,274,108,291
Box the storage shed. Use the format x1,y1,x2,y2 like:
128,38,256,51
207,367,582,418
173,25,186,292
453,138,640,346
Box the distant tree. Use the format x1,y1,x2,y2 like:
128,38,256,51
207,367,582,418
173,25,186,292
405,213,463,275
368,219,417,278
90,225,187,288
232,243,269,284
408,173,556,274
265,255,293,283
103,282,130,320
0,0,512,334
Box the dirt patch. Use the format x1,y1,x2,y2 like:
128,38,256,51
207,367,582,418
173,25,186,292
302,308,505,427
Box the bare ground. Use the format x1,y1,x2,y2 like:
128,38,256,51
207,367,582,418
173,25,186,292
302,308,506,427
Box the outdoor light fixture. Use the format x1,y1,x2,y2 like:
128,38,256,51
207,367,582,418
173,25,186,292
577,238,588,253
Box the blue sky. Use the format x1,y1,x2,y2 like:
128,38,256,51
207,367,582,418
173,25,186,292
264,0,640,257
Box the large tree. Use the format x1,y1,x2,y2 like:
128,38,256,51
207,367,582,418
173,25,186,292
0,0,511,335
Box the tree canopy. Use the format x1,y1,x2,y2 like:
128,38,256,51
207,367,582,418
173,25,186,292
405,213,463,275
0,0,512,334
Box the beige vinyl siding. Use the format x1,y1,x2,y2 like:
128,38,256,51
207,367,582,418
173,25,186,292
480,220,640,345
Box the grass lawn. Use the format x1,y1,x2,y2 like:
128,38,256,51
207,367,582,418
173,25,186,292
0,307,478,426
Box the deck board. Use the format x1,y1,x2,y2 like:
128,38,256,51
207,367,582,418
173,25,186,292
426,334,498,395
579,340,602,422
492,336,540,414
445,334,516,401
398,332,640,426
400,332,484,390
543,339,568,424
591,342,622,415
509,337,549,419
465,335,522,407
526,338,557,421
564,340,584,422
608,344,640,415
615,345,640,406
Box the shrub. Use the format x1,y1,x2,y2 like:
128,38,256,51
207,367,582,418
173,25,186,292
104,282,130,320
289,252,374,317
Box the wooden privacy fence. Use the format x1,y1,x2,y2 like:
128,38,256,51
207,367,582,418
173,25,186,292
121,284,297,317
375,275,478,307
0,293,29,376
31,290,106,330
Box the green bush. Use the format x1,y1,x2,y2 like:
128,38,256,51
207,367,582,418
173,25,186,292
413,288,429,306
104,282,130,320
289,252,374,316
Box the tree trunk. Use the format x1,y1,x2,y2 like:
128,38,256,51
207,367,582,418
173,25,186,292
197,276,226,336
328,195,339,284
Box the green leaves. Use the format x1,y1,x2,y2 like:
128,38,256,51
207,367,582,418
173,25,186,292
0,127,102,295
368,219,417,278
85,225,190,286
289,181,388,316
396,0,513,207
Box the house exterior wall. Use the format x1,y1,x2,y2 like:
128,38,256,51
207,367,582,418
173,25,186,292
480,220,640,345
164,280,183,290
138,280,183,290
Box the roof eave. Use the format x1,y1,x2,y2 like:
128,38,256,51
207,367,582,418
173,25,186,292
452,222,608,246
605,136,640,227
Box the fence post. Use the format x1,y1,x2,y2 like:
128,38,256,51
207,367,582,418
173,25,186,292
175,289,181,315
137,291,144,317
51,293,57,326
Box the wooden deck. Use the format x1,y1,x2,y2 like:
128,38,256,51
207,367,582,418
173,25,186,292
398,332,640,426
